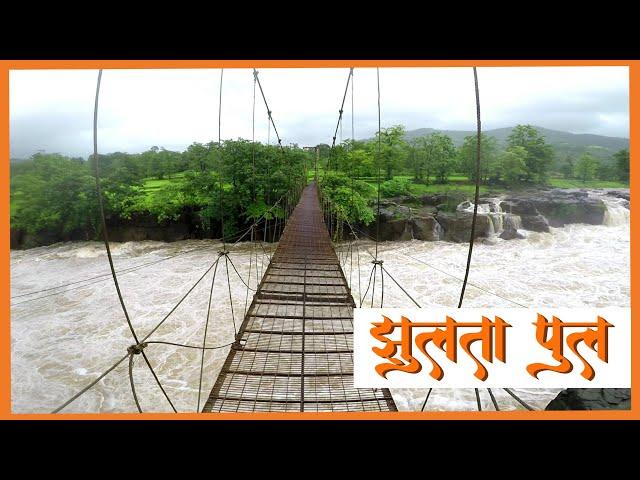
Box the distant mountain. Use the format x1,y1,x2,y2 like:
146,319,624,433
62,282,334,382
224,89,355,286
402,126,629,163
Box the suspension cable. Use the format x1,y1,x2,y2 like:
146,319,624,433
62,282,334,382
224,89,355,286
128,353,142,413
51,353,130,413
458,67,481,307
252,70,257,201
329,68,354,169
146,340,234,350
349,223,526,307
374,67,382,261
254,69,283,151
92,70,138,345
218,69,226,249
351,68,355,145
11,224,265,306
50,68,296,414
197,256,221,412
224,255,238,337
50,253,221,413
91,69,176,413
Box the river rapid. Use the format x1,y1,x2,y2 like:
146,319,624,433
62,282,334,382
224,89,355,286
10,193,630,413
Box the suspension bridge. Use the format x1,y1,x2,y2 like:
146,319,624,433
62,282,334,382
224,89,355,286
203,181,396,411
17,66,538,414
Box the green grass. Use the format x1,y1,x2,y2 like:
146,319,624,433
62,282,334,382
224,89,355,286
140,172,188,198
547,178,629,189
310,169,629,204
362,174,492,198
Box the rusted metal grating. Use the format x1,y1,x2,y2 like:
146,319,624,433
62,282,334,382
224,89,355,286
203,182,397,412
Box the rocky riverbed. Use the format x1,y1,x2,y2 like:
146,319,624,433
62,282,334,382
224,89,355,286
356,188,630,243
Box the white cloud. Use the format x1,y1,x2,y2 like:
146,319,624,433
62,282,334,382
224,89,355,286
9,66,629,158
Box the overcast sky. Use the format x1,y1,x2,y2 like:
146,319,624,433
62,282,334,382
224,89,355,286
9,66,629,159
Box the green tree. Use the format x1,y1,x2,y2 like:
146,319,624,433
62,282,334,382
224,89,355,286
499,146,528,185
375,125,406,180
459,134,499,183
319,172,375,226
347,148,374,178
613,149,629,182
596,162,616,181
10,153,100,237
574,153,600,183
507,125,554,183
405,139,421,182
560,155,575,179
185,142,214,173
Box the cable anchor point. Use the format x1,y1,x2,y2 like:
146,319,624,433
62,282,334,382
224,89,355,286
127,343,148,355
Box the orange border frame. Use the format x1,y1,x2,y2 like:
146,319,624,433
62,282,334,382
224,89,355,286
1,59,636,420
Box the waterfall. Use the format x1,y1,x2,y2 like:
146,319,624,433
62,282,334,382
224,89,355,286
433,220,443,240
487,216,495,236
458,198,506,236
602,196,630,226
457,201,492,214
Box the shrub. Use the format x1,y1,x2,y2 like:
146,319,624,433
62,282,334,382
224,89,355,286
380,178,411,198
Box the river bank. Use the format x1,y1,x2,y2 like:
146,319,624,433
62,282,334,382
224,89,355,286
9,187,631,249
356,187,630,243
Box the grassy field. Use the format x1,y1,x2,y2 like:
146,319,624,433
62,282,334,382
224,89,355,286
358,175,492,198
547,178,629,189
140,172,188,198
313,168,628,194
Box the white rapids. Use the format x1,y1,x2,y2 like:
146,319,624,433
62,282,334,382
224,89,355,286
10,192,630,413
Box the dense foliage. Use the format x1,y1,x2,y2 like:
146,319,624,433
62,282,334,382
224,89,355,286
318,172,375,226
318,123,629,189
11,142,308,240
11,123,629,246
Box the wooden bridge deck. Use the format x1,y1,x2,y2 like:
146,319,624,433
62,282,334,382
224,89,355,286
203,182,397,412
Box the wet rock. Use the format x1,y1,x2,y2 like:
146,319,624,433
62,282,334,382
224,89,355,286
378,202,411,221
411,215,442,241
532,196,605,227
376,218,412,241
436,212,492,243
499,228,525,240
545,388,631,410
504,213,522,231
10,229,23,249
413,205,438,216
500,199,539,216
520,214,550,232
503,189,606,227
607,189,630,201
419,193,466,211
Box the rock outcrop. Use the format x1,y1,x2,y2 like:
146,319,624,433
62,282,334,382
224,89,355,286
501,189,606,228
436,211,492,243
545,388,631,410
411,215,442,241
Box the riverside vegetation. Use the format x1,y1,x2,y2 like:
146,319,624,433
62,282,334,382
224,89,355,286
10,124,629,248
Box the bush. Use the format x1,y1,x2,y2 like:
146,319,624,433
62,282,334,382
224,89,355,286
380,178,411,198
319,172,375,225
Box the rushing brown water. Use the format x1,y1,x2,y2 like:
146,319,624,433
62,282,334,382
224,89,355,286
10,194,629,413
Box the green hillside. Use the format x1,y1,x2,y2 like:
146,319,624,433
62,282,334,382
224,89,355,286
402,125,628,163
